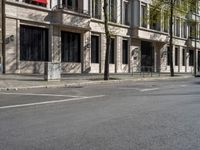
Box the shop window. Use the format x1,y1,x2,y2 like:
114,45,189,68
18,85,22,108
110,38,115,64
175,47,179,66
91,35,99,63
182,49,186,66
61,31,81,63
189,50,194,66
122,40,128,64
167,47,170,66
20,25,49,61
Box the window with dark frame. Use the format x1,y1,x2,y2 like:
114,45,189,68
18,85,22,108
110,38,115,64
91,35,99,63
141,3,147,28
92,0,101,19
163,11,169,32
122,40,128,64
175,47,178,66
189,50,194,66
61,31,81,63
182,49,186,66
62,0,78,11
150,7,161,31
189,22,195,39
20,25,49,61
123,1,129,25
175,18,180,37
109,0,116,22
167,47,170,66
181,20,187,38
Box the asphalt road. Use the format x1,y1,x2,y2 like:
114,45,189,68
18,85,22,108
0,77,200,150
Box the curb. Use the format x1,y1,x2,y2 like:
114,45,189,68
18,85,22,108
0,76,192,91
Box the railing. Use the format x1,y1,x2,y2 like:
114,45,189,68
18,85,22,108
131,66,161,77
53,4,89,15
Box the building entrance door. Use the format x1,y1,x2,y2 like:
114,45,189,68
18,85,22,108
141,41,154,72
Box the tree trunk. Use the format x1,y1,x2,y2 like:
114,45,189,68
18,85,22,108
194,0,197,77
169,0,174,77
103,0,111,80
2,0,6,74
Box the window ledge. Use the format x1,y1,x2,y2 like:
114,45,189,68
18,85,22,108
138,27,169,35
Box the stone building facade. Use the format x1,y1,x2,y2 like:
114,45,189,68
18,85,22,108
2,0,200,74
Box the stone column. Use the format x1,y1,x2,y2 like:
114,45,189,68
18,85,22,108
116,36,122,73
178,46,180,72
44,25,61,81
185,48,189,72
16,19,20,73
156,44,162,73
82,31,91,73
116,0,121,24
51,25,61,63
154,44,157,73
100,33,106,73
172,45,175,69
179,47,183,72
5,18,17,73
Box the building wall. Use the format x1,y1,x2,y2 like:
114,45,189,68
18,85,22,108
3,0,200,74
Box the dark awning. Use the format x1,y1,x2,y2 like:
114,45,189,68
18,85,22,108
33,0,47,4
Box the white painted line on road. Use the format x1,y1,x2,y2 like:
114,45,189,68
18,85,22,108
140,88,159,92
180,85,187,87
0,92,85,98
0,95,105,110
118,88,140,90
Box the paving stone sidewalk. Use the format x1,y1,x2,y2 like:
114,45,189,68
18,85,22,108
0,73,193,91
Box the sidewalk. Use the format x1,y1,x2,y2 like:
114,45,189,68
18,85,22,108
0,73,193,91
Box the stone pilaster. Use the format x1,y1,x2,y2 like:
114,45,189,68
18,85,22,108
116,36,122,73
82,31,91,73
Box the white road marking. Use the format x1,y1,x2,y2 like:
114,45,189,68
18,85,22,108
140,88,159,92
180,85,187,87
0,92,84,98
0,95,105,110
118,88,140,90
